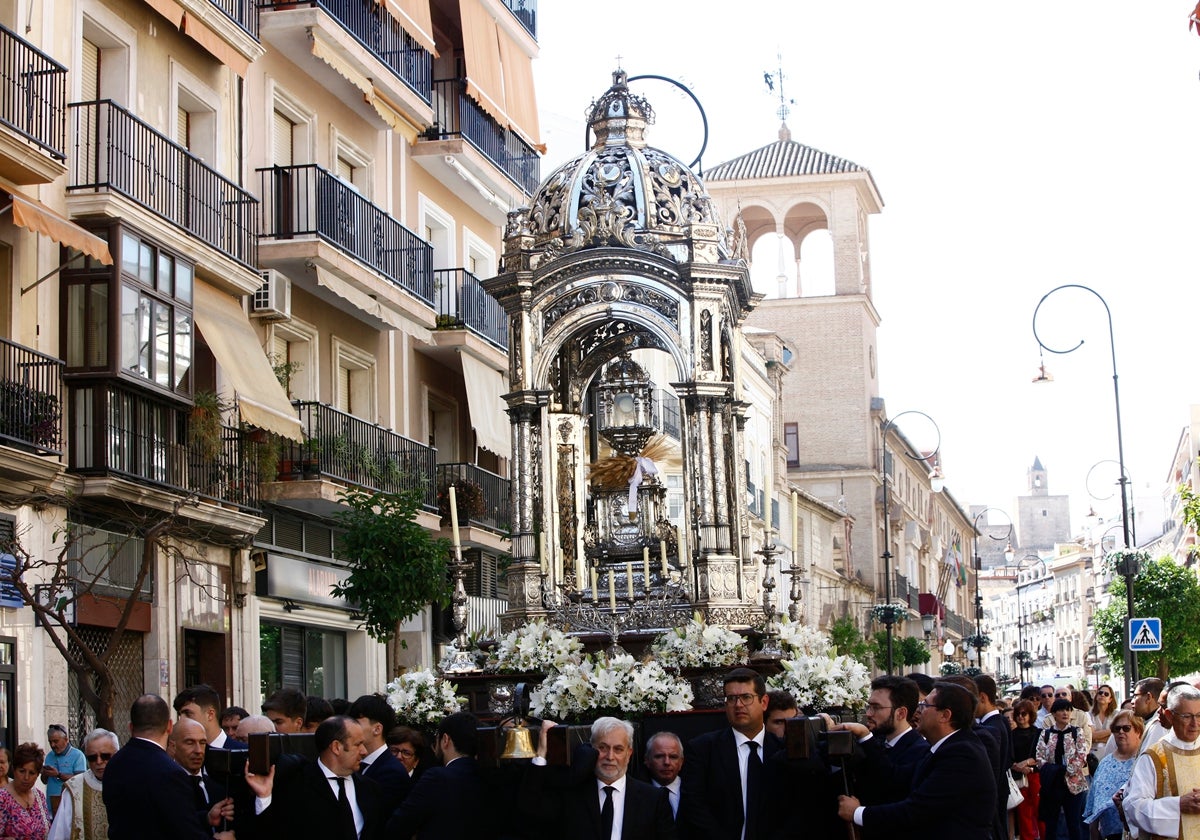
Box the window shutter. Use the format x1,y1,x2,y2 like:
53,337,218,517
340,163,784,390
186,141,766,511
80,39,100,101
272,110,294,167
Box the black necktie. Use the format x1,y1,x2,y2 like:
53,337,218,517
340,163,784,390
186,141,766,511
190,775,208,809
745,741,763,837
600,785,615,840
335,777,356,840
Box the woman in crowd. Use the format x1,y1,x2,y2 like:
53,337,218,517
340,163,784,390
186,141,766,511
0,743,49,840
1088,685,1117,771
1037,699,1090,840
387,726,429,781
1082,709,1142,840
0,748,10,781
1011,699,1043,840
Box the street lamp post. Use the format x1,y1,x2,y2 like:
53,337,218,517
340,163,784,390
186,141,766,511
971,508,1014,672
1033,284,1134,698
879,410,943,675
1015,553,1045,686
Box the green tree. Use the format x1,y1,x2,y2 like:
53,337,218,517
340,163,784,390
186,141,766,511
829,614,872,662
869,632,932,669
1093,555,1200,680
332,487,453,643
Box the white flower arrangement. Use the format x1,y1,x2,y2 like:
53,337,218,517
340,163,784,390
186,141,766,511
776,617,833,658
529,653,695,720
490,619,584,674
385,668,463,726
767,652,871,712
650,613,748,669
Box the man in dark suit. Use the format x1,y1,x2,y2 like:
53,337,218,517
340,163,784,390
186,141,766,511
169,716,234,832
384,711,485,839
245,714,386,840
644,731,684,821
837,681,997,840
103,694,231,840
975,674,1015,840
680,667,786,840
838,674,930,814
347,693,410,811
174,684,247,750
527,716,676,839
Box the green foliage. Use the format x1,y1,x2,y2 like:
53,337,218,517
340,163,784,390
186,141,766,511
1180,484,1200,561
868,631,932,669
829,615,872,661
331,487,453,642
1093,556,1200,680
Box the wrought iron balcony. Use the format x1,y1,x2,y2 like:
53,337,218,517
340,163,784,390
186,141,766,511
501,0,536,38
258,164,434,305
69,382,259,511
0,337,64,456
435,462,510,535
651,388,680,440
432,268,507,350
0,23,67,163
68,100,258,269
285,401,437,508
428,78,540,195
210,0,259,38
258,0,430,100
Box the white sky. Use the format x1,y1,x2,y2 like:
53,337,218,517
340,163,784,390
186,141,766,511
532,2,1200,541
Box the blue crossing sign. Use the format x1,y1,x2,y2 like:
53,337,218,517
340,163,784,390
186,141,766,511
1128,617,1162,652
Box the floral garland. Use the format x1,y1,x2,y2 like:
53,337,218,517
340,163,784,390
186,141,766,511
767,652,870,712
963,632,992,650
939,661,963,675
870,602,909,625
490,619,584,674
529,653,695,720
385,669,463,726
650,613,748,669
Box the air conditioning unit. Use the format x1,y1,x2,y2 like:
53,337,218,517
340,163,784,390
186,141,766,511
251,269,291,321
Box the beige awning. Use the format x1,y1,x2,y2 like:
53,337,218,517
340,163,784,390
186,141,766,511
376,0,438,57
0,181,112,264
181,12,249,77
193,282,304,442
460,351,510,459
459,1,507,126
144,0,184,27
496,27,545,153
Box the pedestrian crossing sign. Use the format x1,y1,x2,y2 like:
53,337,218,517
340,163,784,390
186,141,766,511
1129,617,1162,651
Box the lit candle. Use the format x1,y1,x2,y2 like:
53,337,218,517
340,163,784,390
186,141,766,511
539,531,548,574
626,562,635,599
448,485,461,548
608,571,617,610
659,540,669,576
591,568,599,601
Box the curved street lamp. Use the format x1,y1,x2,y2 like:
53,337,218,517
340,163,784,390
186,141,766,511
880,410,943,675
971,508,1014,671
1015,553,1046,686
1032,284,1135,697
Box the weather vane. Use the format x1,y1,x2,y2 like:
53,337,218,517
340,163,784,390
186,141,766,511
763,51,794,123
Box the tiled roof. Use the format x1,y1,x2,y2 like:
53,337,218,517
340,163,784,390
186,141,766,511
704,126,867,181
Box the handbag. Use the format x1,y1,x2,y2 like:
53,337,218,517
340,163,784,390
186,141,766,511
1007,772,1026,810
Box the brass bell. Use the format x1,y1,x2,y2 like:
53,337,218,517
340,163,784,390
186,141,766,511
499,719,537,761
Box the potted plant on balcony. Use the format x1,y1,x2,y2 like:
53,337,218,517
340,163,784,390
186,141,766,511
437,478,486,525
189,390,227,462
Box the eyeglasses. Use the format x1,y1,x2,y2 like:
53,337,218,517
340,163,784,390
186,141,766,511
1040,692,1054,698
915,701,931,711
866,703,894,713
1111,725,1134,734
1098,691,1111,697
395,748,416,758
1173,713,1200,724
85,752,113,762
724,693,760,707
1055,692,1070,698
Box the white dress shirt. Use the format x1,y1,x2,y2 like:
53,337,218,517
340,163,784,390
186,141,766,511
597,774,627,840
209,729,228,750
653,777,681,817
853,729,958,825
360,743,388,771
1124,731,1200,838
732,728,766,840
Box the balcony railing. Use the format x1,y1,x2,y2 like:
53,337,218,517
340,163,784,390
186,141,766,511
429,78,540,195
258,164,434,305
258,0,430,100
652,388,680,440
285,401,437,508
210,0,259,38
435,462,510,535
468,595,507,636
68,100,258,269
501,0,536,38
0,23,67,161
69,383,259,510
432,269,507,350
0,337,64,456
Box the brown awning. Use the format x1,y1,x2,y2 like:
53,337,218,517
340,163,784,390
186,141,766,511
193,282,304,442
181,12,250,77
496,28,545,153
143,0,184,27
377,0,438,57
0,181,112,264
459,1,507,125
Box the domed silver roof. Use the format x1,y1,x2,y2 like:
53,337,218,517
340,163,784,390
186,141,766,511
524,70,727,259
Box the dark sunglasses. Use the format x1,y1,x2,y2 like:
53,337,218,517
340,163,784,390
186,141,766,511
85,752,113,762
1040,692,1054,698
1111,725,1133,734
1098,691,1112,697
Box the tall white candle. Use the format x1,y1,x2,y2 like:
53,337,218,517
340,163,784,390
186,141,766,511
448,485,461,548
659,540,669,576
791,491,799,564
677,526,687,571
591,568,599,601
643,548,651,589
626,562,635,600
539,531,548,573
608,571,617,610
